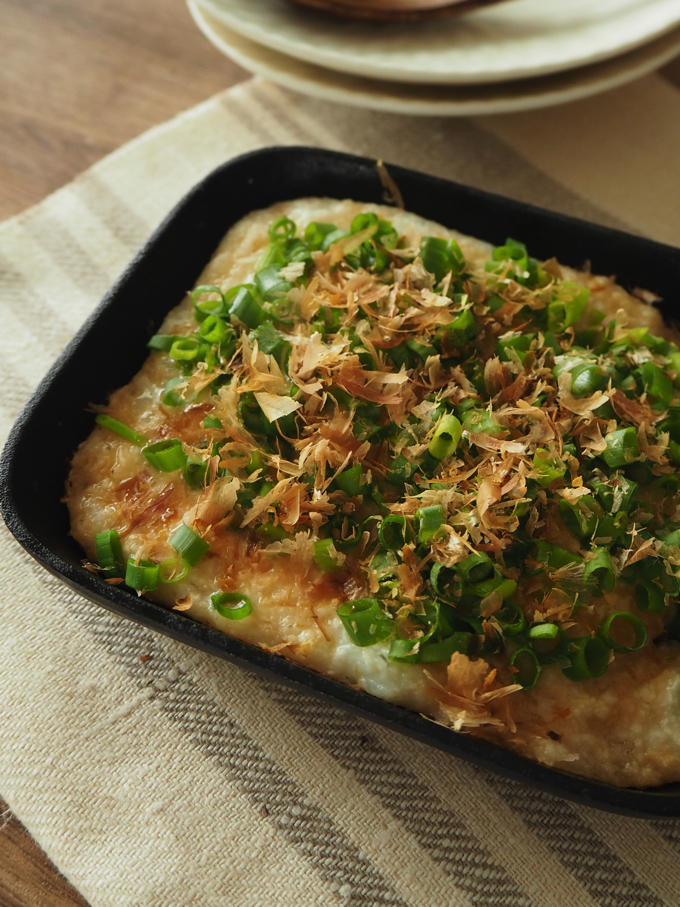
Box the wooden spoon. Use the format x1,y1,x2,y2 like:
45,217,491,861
286,0,512,22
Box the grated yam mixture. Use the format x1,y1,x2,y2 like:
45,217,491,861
66,199,680,788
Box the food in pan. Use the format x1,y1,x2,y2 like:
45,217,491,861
66,198,680,788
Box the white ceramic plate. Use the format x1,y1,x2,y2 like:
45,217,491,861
195,0,680,85
189,0,680,117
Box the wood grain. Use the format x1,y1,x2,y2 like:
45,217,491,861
0,0,247,221
0,798,89,907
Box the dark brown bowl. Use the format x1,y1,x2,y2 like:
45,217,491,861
3,146,680,817
285,0,511,22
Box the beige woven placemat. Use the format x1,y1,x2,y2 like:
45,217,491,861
3,74,680,907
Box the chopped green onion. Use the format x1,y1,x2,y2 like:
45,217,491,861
331,516,362,551
254,266,293,302
184,459,208,489
429,562,460,601
313,538,345,572
547,282,589,332
534,541,581,570
388,601,442,662
337,598,393,647
583,548,616,592
497,332,533,362
228,287,267,328
562,636,610,681
159,557,190,584
528,623,568,665
461,408,503,438
321,227,350,251
635,580,665,613
415,505,445,545
406,337,437,361
125,558,160,591
558,498,599,539
199,315,230,344
269,216,296,242
143,439,187,472
495,602,527,638
334,464,362,497
386,454,418,486
419,236,465,283
162,377,185,407
429,414,463,459
192,285,227,320
170,524,209,566
590,474,638,513
447,309,477,347
411,633,472,664
455,551,494,584
148,333,181,351
95,529,125,577
668,351,680,385
169,337,204,362
640,361,673,406
95,414,147,447
303,222,341,251
510,648,541,690
379,515,408,550
598,612,647,653
601,427,639,468
569,363,606,397
489,578,517,602
211,592,253,620
532,448,567,486
350,212,378,234
204,415,223,430
492,238,530,272
246,450,265,475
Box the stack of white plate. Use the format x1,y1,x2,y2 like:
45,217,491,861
187,0,680,115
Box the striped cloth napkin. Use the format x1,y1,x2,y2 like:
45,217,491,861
2,73,680,907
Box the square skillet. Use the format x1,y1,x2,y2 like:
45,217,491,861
3,146,680,818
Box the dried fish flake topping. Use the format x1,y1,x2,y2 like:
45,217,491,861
89,207,680,711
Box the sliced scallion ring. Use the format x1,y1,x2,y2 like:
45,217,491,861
169,337,204,362
95,529,125,577
378,515,408,551
636,580,665,613
598,612,647,653
125,558,160,591
495,602,527,639
143,439,187,473
211,592,253,620
562,636,610,682
528,623,568,665
158,557,191,585
170,524,209,567
428,414,462,460
510,648,541,690
455,551,494,584
337,598,393,647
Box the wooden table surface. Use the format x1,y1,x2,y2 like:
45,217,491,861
1,2,680,904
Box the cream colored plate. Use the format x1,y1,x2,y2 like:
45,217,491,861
189,0,680,117
196,0,680,85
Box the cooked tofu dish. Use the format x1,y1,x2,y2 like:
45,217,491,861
66,198,680,788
